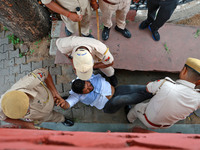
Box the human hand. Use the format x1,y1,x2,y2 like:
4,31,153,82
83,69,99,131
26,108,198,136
23,122,36,129
53,92,62,102
55,98,68,110
68,12,83,22
91,1,99,10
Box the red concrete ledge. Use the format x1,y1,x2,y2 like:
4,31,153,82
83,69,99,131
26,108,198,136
0,128,200,149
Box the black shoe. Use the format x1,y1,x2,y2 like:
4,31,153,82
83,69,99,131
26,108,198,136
124,105,132,116
115,25,131,38
109,75,118,87
65,26,72,36
82,33,94,38
139,20,150,30
62,118,74,126
124,105,132,123
102,26,110,41
148,25,160,41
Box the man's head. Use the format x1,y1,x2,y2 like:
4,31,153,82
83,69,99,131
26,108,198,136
1,91,29,119
72,49,94,80
179,57,200,85
72,79,94,94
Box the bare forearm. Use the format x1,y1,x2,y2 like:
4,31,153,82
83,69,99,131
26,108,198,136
4,118,35,129
45,73,58,96
93,62,113,69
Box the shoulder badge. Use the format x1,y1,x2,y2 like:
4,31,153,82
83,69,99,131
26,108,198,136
37,72,43,79
105,56,110,62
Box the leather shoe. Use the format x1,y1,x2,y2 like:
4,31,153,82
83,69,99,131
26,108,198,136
82,33,94,38
115,25,131,38
139,20,150,30
124,105,132,123
148,25,160,41
108,75,118,87
65,26,72,36
102,26,110,41
124,105,132,116
62,118,74,126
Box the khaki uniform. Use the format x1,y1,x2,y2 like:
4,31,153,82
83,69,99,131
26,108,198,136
127,78,200,129
41,0,92,35
56,36,115,77
99,0,131,29
0,68,65,124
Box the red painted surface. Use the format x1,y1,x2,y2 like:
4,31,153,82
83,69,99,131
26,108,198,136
0,128,200,149
55,14,200,73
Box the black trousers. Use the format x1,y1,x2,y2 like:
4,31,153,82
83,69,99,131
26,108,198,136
146,0,178,31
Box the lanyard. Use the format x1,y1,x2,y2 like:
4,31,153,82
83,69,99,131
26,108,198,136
31,72,49,104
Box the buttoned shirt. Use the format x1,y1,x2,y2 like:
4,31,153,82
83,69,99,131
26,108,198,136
56,36,114,65
145,77,200,126
0,68,64,124
41,0,89,13
66,74,112,109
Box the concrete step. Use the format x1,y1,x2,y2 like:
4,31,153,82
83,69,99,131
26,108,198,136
39,122,200,134
50,15,200,73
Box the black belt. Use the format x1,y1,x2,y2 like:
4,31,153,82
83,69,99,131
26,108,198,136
102,0,117,5
143,114,170,128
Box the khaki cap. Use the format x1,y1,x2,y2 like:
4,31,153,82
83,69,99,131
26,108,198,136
186,57,200,74
1,91,29,119
73,49,94,80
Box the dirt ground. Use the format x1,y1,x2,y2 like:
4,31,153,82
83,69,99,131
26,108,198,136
176,14,200,26
26,36,52,63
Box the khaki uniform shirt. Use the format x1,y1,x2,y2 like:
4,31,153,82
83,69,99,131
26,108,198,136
56,36,114,65
128,77,200,129
0,68,64,124
41,0,92,35
56,36,115,77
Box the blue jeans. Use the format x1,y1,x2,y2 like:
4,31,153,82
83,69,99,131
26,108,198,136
103,85,153,113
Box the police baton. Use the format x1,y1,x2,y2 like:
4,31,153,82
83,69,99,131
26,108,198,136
96,9,100,40
76,7,81,36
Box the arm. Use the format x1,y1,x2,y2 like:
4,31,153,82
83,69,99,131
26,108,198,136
96,47,114,69
4,118,35,129
146,79,166,95
44,72,65,103
56,94,80,110
44,1,82,22
93,61,114,69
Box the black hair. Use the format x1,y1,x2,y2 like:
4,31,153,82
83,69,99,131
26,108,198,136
71,79,85,94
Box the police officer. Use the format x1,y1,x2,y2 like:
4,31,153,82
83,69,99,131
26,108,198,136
41,0,98,37
0,68,73,129
139,0,178,41
56,36,118,87
127,57,200,129
99,0,132,41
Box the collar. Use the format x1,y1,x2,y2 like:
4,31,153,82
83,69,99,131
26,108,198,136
176,79,196,89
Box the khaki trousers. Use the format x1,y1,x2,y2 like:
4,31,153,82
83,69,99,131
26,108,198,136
99,0,131,29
